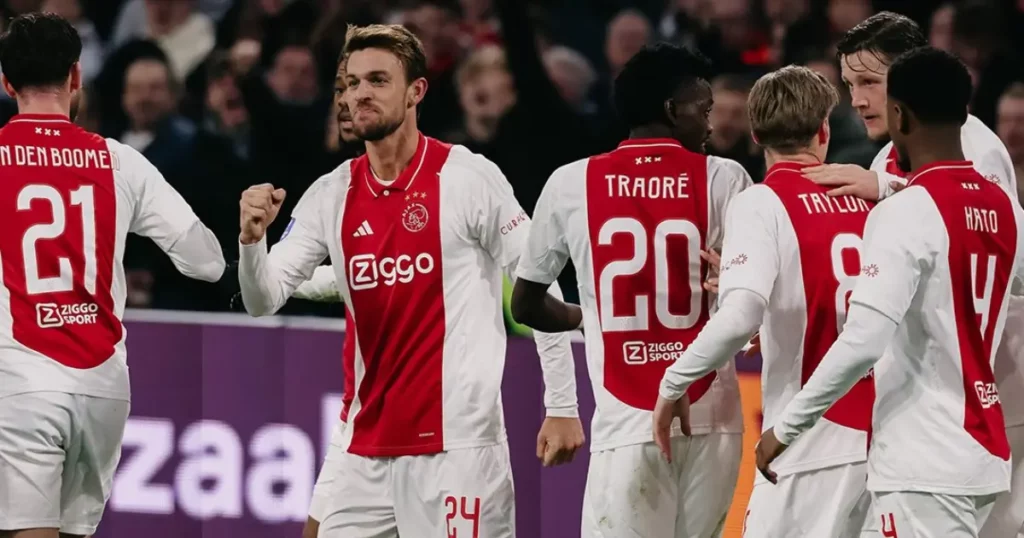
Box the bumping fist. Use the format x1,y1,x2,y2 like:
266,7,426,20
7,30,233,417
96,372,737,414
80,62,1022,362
239,184,286,245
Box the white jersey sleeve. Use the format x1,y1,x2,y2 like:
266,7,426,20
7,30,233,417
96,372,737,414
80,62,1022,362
658,186,775,400
292,265,341,302
515,165,572,285
848,188,935,323
113,140,225,282
773,302,898,444
717,185,782,302
706,156,754,252
463,150,578,417
238,175,332,316
964,115,1018,202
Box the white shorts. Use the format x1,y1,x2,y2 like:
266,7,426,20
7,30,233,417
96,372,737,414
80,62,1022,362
980,423,1024,537
871,491,998,538
308,419,347,522
743,462,871,538
581,433,742,538
0,391,129,535
318,442,515,538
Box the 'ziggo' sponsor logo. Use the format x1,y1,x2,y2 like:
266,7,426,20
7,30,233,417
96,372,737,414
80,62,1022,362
348,252,435,290
622,341,685,365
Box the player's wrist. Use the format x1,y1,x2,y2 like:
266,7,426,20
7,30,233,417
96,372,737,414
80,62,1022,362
545,405,579,418
239,232,262,246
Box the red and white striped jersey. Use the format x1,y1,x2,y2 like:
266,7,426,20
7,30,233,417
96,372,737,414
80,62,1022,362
872,118,1024,431
0,113,224,402
239,134,575,457
717,162,874,481
852,161,1024,495
516,138,750,451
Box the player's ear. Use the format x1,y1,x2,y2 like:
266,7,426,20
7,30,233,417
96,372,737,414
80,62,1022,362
408,77,429,109
663,98,677,126
894,103,910,135
68,62,82,93
0,74,14,99
818,118,830,147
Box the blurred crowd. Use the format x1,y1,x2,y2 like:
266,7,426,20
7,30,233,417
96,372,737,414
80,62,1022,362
3,0,1023,315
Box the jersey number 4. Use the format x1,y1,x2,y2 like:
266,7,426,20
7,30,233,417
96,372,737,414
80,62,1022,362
18,184,98,295
597,217,703,332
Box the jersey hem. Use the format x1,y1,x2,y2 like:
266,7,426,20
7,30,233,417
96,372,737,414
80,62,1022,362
867,480,1010,496
347,435,504,457
754,452,866,484
590,425,742,452
0,386,130,402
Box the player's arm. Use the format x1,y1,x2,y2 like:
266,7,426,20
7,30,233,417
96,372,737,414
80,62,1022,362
120,142,226,282
470,156,583,465
802,148,906,202
510,169,582,333
471,158,580,413
771,196,929,445
238,179,331,316
293,265,341,302
659,189,777,400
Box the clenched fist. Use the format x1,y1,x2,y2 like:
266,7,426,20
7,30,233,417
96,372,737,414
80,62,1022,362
239,184,286,245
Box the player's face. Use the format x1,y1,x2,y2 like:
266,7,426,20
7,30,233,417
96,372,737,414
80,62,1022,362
334,63,357,144
671,80,714,154
344,48,421,142
841,51,890,141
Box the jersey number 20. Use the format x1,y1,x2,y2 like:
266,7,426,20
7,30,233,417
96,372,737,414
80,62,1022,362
597,217,703,332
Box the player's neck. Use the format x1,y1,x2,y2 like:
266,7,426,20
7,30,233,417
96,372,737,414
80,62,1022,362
14,92,71,118
628,126,674,142
365,118,420,182
764,148,822,169
905,133,965,172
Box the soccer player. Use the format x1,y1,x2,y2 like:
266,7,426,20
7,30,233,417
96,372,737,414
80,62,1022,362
237,24,580,537
756,48,1024,536
655,65,874,537
803,11,1017,201
802,12,1024,535
0,13,225,538
512,43,751,537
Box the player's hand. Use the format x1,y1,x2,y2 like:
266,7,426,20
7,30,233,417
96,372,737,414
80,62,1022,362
803,164,880,201
754,427,789,484
240,184,286,245
743,332,761,358
701,249,721,294
653,394,690,463
536,417,585,467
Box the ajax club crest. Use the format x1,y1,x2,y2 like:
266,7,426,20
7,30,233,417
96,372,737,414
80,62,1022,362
402,193,429,232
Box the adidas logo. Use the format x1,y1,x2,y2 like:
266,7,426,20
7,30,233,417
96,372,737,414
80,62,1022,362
353,220,374,237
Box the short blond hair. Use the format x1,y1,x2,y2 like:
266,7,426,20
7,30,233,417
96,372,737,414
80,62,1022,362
748,65,839,154
456,45,508,87
343,24,427,82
